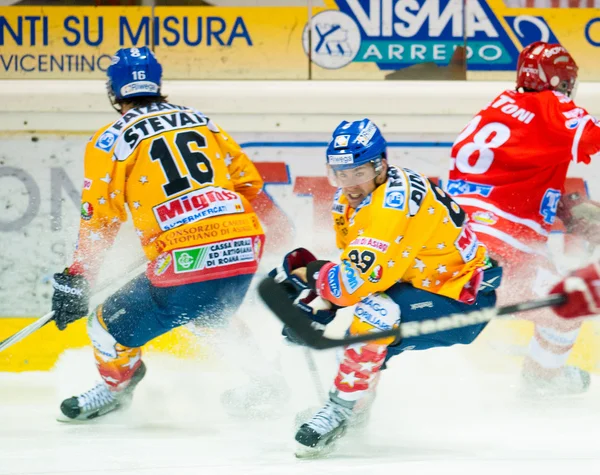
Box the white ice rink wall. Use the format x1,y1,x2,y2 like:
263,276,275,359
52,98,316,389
2,80,600,371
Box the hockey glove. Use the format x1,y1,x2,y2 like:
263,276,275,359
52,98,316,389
557,192,600,244
268,247,319,293
52,269,91,331
550,263,600,319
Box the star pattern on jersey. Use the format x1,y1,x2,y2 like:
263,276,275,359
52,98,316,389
111,217,120,224
388,259,395,268
435,280,441,286
100,173,112,184
339,371,360,388
225,154,233,166
443,217,449,225
88,231,101,242
121,352,141,370
239,171,246,177
348,342,366,355
98,196,106,205
215,153,221,159
422,278,431,288
402,250,410,258
436,264,447,274
428,207,435,215
413,258,426,273
110,191,117,199
437,242,446,250
133,201,141,210
358,229,365,236
139,176,149,185
349,218,355,227
395,236,404,244
226,174,231,180
452,271,459,277
359,361,378,372
135,228,144,238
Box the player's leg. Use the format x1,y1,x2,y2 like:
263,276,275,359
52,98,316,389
295,271,499,456
488,239,590,396
59,273,254,421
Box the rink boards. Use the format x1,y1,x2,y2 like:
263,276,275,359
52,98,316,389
1,134,599,372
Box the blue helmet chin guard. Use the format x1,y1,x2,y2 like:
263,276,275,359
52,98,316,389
326,119,387,187
106,46,163,110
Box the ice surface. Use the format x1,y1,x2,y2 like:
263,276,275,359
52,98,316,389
2,303,600,475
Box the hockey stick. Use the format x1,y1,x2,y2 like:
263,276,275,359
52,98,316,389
258,276,568,350
303,347,326,401
0,259,147,353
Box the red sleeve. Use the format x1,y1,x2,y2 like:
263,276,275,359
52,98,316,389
548,93,600,164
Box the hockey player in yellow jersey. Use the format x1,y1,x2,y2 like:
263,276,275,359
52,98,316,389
269,119,503,456
50,46,265,421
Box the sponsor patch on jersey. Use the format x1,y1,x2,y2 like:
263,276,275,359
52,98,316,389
384,190,405,210
153,186,244,231
154,253,172,276
368,265,383,283
562,108,585,120
454,225,479,263
83,178,93,190
446,179,493,197
95,130,118,152
327,266,342,298
565,118,580,129
341,259,365,294
328,153,354,165
349,237,390,253
355,305,391,330
472,211,498,226
333,135,350,149
410,301,434,310
81,202,94,220
173,237,255,274
332,202,347,214
540,188,561,225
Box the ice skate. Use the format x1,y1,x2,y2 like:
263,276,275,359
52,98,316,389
58,362,146,422
520,365,590,398
220,372,290,420
294,399,353,458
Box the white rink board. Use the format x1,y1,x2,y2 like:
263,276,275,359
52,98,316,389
0,132,596,317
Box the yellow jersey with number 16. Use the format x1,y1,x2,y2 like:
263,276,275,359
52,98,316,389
70,102,264,287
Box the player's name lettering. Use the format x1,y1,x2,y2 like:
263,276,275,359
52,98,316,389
404,168,426,217
401,308,496,338
489,94,535,124
154,186,243,231
111,103,188,132
114,111,209,161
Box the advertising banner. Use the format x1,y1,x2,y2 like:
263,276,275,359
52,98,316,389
0,3,599,80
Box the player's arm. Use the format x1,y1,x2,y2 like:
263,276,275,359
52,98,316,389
211,121,264,201
51,135,127,330
308,210,418,307
557,191,600,244
68,138,127,285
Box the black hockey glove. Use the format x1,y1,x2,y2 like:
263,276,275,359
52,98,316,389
52,269,90,331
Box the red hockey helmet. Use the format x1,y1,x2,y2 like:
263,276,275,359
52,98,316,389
516,42,578,97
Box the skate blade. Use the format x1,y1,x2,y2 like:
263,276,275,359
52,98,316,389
294,441,338,459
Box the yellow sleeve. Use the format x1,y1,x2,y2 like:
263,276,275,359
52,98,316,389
211,122,263,201
320,206,427,307
69,129,128,285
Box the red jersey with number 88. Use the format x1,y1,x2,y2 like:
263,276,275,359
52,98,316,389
448,89,600,257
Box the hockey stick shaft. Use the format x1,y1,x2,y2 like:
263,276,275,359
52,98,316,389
0,259,147,353
303,347,326,402
258,276,567,350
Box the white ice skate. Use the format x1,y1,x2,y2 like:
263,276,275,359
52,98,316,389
520,365,591,398
294,399,353,458
220,372,290,420
58,362,146,422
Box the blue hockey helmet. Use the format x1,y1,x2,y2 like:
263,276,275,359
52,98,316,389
326,119,387,187
107,46,162,105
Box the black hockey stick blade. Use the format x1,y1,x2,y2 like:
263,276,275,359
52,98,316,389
258,276,567,350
